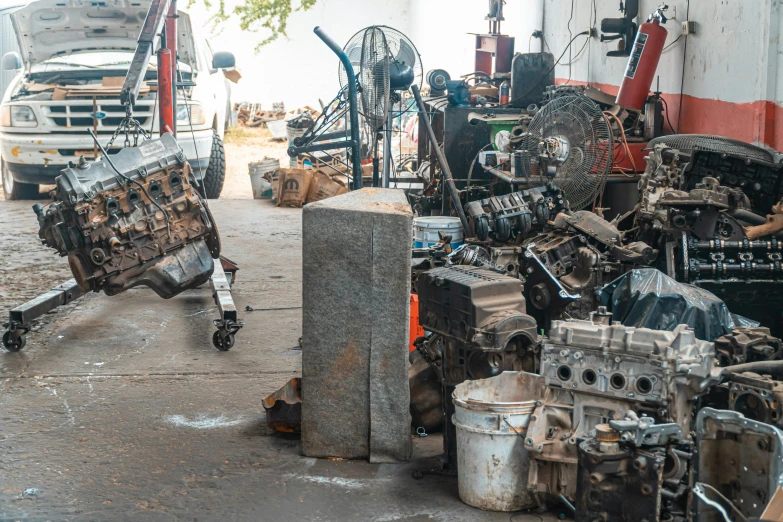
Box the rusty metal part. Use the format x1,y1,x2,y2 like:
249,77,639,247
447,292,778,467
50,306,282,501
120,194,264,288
716,327,782,366
595,424,620,442
718,371,783,429
35,134,218,299
746,199,783,241
695,408,783,521
263,378,302,433
576,437,666,522
408,350,444,433
575,416,690,522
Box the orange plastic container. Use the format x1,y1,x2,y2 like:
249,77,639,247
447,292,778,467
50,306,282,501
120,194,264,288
410,294,424,352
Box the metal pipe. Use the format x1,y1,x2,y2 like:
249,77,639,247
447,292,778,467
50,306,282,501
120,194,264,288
157,47,175,135
121,0,170,107
383,109,392,188
166,0,177,137
314,27,362,190
724,360,783,375
483,165,530,185
293,129,351,146
288,140,358,156
411,84,470,233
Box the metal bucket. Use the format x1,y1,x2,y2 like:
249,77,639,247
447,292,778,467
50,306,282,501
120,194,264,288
452,372,537,511
249,158,280,199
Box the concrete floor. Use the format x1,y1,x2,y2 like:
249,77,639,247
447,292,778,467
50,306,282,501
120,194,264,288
0,200,561,521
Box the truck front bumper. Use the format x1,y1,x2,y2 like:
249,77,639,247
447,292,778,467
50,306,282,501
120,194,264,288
0,130,213,185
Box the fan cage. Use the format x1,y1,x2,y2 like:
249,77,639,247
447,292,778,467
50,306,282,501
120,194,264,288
339,25,423,92
519,94,613,211
646,134,775,165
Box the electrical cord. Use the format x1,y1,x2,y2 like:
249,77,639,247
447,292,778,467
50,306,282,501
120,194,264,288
567,0,575,80
467,143,495,187
663,34,683,52
87,128,172,239
697,483,747,522
603,111,636,173
660,96,678,134
678,0,691,132
176,60,206,195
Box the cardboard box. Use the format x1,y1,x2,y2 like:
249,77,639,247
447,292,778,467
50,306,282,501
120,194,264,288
306,171,348,203
275,169,314,208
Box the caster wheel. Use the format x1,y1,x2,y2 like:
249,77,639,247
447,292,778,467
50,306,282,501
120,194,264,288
212,330,235,351
3,331,26,352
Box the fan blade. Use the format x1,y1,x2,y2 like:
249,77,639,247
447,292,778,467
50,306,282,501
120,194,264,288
394,39,417,68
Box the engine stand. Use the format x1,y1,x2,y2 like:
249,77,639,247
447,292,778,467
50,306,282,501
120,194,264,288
2,257,242,353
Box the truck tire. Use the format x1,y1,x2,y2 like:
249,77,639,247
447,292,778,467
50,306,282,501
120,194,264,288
202,129,226,199
1,158,39,200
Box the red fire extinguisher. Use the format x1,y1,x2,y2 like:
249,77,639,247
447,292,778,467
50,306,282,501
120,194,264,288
616,5,669,111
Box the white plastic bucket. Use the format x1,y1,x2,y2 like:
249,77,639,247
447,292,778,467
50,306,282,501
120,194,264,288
452,372,537,512
249,158,279,199
413,216,464,249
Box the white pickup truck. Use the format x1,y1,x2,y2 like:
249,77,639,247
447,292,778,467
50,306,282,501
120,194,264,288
0,0,235,200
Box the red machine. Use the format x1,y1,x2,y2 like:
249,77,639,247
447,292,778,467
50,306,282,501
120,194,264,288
616,5,669,111
120,0,178,135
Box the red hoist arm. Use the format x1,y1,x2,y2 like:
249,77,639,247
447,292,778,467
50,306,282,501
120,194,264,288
120,0,177,136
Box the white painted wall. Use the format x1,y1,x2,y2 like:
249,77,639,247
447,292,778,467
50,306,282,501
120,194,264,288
189,0,412,110
407,0,542,79
540,0,776,104
192,0,543,109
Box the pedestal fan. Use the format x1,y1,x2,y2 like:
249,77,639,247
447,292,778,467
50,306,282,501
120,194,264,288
517,93,614,210
340,26,423,187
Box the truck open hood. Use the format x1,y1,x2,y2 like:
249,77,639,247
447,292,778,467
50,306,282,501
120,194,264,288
11,0,197,69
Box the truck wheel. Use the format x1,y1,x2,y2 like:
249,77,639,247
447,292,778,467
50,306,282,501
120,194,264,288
202,129,226,199
1,158,39,200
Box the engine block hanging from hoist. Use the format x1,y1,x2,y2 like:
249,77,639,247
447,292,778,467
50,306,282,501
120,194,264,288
34,134,221,299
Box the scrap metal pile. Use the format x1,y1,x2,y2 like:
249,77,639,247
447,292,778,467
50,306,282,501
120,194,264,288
410,92,783,518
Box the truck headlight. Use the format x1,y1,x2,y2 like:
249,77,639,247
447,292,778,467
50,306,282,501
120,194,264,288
0,105,38,127
176,104,206,126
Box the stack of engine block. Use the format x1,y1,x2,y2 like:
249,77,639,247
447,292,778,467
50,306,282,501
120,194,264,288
411,133,783,519
634,135,783,336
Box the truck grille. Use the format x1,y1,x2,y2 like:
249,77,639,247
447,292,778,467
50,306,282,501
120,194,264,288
41,100,155,133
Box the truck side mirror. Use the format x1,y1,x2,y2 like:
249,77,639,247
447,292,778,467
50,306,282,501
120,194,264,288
2,52,23,71
212,52,235,70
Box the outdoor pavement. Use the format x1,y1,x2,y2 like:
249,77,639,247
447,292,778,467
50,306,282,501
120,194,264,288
0,199,560,521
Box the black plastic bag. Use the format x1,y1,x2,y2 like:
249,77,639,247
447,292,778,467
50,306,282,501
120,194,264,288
599,269,758,342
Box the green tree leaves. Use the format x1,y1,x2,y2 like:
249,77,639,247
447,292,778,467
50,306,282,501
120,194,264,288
198,0,317,50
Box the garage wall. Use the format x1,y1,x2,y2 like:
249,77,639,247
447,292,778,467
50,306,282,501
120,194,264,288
195,0,413,110
541,0,783,151
199,0,542,110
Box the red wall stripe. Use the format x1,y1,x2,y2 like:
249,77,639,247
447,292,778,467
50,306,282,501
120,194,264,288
555,78,782,151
